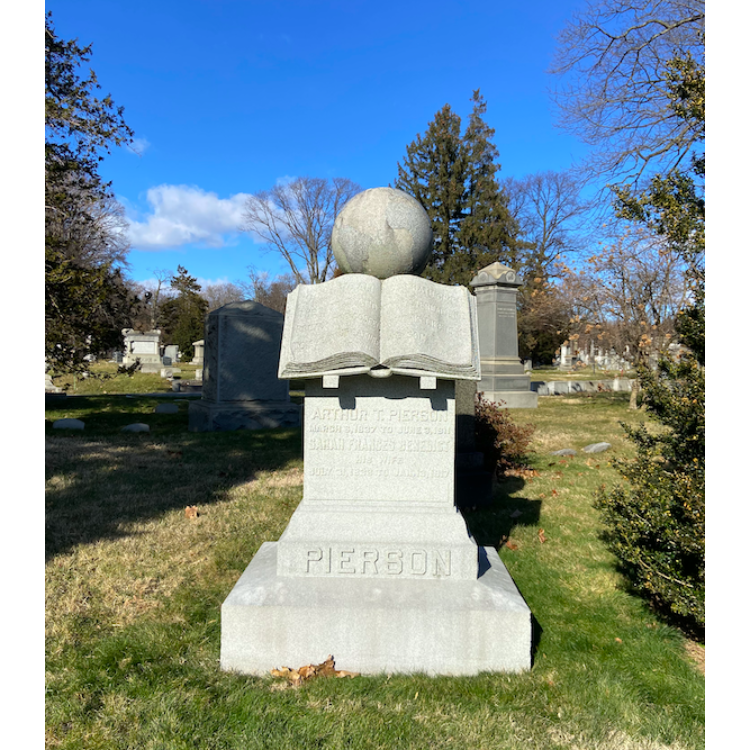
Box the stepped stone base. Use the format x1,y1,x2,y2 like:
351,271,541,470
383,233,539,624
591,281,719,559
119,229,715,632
478,359,538,409
220,541,531,675
188,400,300,432
480,389,539,409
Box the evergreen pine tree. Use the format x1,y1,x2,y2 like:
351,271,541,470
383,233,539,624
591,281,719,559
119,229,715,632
457,91,520,277
394,91,519,287
160,266,209,361
394,104,465,283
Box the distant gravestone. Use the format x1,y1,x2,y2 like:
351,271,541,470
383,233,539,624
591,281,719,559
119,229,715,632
191,340,204,367
122,329,162,373
188,301,300,432
469,262,537,409
559,343,573,370
163,344,179,364
122,423,150,433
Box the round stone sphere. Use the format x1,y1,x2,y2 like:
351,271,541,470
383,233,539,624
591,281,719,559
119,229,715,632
331,187,433,279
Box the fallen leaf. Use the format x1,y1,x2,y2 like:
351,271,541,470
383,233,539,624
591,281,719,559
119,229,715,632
500,536,519,551
270,655,358,686
614,637,622,644
538,529,547,543
185,506,199,519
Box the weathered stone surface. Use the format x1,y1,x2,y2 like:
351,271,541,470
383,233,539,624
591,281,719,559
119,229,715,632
279,274,479,381
583,442,611,453
220,207,531,677
121,423,150,433
221,542,531,676
470,263,537,410
331,188,432,279
188,300,299,432
52,418,84,430
222,375,532,674
122,329,162,373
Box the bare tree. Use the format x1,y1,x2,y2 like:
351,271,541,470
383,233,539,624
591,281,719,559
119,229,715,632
560,221,690,404
241,177,361,284
201,281,245,312
550,0,705,184
502,170,594,279
127,269,174,331
240,269,298,314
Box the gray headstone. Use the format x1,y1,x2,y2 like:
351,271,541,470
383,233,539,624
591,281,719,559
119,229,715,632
469,263,538,409
122,328,162,372
220,217,531,675
121,423,150,432
188,301,299,432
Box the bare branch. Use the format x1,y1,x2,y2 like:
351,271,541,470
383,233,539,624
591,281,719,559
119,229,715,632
241,177,360,284
550,0,704,185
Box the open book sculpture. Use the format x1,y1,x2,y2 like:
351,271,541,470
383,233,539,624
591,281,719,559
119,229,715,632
279,273,480,381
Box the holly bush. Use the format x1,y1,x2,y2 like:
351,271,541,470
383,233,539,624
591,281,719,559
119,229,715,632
595,324,704,635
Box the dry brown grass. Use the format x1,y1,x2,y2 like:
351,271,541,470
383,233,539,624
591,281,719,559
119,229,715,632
46,433,303,652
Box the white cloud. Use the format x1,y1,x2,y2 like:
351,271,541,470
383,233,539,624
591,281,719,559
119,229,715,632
125,184,251,250
130,137,151,155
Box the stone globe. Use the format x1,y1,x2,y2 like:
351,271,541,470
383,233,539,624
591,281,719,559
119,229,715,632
331,187,433,279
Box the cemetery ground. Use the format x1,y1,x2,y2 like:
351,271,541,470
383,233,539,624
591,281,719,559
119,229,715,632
45,381,704,749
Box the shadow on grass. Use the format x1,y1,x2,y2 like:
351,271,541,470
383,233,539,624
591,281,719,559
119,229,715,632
460,476,542,549
461,478,545,666
45,396,302,560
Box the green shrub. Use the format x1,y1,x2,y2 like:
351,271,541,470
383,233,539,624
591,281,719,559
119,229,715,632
595,336,705,635
474,392,535,477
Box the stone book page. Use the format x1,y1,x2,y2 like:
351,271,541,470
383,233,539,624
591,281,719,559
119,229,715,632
279,274,382,376
279,273,479,379
379,275,479,378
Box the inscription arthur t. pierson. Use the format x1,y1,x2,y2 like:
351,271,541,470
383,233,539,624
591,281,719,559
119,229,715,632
278,274,480,380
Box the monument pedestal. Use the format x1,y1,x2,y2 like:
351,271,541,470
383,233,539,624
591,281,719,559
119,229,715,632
221,542,530,675
478,357,539,409
470,264,538,409
220,375,531,675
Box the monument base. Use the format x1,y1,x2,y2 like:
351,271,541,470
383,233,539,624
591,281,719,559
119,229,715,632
187,400,300,432
480,389,539,409
478,359,538,409
221,541,531,675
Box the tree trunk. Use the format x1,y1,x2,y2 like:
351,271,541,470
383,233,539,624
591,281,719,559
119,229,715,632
629,378,640,410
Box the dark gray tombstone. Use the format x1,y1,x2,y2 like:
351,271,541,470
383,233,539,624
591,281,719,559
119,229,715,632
469,262,538,409
188,301,300,432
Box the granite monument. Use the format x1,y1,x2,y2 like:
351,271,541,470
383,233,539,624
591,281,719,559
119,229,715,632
220,188,531,675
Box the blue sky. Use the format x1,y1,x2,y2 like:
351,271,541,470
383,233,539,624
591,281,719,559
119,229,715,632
44,0,594,289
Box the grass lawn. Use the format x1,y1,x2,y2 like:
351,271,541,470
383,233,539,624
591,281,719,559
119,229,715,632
45,390,704,749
